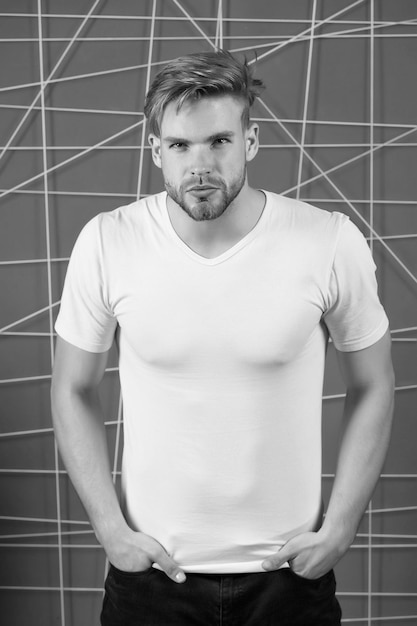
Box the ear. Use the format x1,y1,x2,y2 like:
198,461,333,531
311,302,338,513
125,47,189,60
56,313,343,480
245,122,259,163
148,134,162,168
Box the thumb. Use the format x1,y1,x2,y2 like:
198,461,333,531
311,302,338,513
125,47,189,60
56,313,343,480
154,548,186,584
262,541,296,572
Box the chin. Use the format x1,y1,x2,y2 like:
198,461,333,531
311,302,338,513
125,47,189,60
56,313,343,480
187,202,227,222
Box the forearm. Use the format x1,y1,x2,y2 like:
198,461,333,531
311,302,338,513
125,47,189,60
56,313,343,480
52,386,186,581
262,376,395,577
262,332,395,577
51,339,185,580
320,380,395,550
51,387,127,543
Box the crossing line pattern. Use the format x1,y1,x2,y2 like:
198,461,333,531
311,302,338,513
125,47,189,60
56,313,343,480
0,1,416,624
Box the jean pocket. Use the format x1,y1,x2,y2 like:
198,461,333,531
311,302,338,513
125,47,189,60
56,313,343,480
109,563,153,580
290,568,335,590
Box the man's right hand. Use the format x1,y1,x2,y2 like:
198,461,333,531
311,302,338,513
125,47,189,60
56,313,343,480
51,340,186,584
103,527,187,583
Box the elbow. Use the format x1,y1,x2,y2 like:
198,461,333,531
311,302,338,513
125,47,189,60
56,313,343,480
50,370,61,423
386,362,396,418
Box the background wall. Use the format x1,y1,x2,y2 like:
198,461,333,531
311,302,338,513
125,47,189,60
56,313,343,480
0,1,416,624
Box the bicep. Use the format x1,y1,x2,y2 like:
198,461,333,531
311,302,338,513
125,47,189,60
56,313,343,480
52,335,110,394
335,329,394,392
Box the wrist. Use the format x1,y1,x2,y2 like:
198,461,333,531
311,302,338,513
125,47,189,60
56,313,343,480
93,514,131,548
318,518,355,557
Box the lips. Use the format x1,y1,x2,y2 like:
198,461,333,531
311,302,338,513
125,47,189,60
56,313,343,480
188,186,217,192
187,186,218,197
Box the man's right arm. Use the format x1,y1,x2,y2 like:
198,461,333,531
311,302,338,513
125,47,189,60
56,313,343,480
51,336,186,583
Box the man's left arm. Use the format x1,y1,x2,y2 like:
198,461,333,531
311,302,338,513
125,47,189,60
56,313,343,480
262,329,395,578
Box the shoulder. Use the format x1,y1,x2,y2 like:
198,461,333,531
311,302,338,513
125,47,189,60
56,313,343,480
264,191,351,260
76,192,166,250
265,191,348,234
91,192,165,234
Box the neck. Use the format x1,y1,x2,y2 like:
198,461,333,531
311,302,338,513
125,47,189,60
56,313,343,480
166,186,265,258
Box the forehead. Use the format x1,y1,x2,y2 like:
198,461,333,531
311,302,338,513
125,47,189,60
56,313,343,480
159,95,245,138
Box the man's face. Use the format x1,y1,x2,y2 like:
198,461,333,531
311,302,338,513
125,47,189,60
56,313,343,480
149,95,259,221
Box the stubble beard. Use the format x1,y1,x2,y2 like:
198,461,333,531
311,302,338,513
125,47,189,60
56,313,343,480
164,168,247,222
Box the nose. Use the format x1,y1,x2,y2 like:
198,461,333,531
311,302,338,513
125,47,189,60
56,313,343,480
191,166,210,177
190,146,212,177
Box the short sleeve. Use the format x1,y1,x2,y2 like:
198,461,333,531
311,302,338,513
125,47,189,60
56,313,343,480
55,217,117,353
323,219,389,352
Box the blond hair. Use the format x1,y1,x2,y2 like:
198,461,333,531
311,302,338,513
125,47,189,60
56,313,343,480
144,50,264,136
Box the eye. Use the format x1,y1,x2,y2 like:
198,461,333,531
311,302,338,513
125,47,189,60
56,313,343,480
213,137,230,146
169,142,187,150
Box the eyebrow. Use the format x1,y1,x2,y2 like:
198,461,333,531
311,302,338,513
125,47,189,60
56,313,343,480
163,131,236,144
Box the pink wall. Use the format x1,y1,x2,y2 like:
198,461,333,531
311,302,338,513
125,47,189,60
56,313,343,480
0,1,416,624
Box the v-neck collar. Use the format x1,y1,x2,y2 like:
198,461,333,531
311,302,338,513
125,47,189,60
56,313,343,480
162,191,270,266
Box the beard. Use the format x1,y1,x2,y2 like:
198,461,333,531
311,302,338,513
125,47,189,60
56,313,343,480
164,168,247,222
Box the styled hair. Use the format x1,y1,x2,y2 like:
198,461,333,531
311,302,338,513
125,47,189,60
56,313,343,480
144,49,264,136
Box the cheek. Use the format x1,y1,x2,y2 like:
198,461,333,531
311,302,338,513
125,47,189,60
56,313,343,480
230,145,247,165
160,157,179,181
161,148,187,168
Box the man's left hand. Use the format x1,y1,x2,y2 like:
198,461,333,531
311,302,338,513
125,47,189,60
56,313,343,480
261,530,345,580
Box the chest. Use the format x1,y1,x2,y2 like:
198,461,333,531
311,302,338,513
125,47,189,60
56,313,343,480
110,247,327,371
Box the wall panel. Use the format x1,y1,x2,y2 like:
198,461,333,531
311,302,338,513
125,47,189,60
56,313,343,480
0,1,416,623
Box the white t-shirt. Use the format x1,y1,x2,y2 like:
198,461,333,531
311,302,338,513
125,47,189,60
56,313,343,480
55,191,389,573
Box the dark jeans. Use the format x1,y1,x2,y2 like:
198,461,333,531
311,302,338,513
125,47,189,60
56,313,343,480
101,564,342,625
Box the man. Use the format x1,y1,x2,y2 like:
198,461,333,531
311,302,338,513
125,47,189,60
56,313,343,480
51,50,395,625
